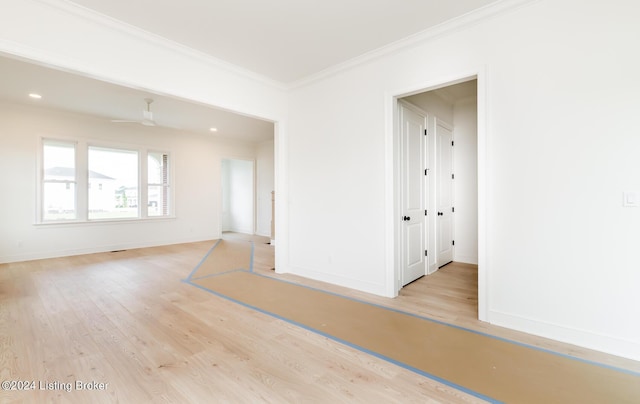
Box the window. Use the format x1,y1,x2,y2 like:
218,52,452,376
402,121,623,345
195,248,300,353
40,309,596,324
42,140,76,221
88,147,139,220
147,152,170,217
39,138,172,223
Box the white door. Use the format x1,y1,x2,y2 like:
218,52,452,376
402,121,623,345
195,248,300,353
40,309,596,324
436,120,454,267
399,103,427,286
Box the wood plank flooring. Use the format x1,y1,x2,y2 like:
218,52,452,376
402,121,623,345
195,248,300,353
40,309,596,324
0,234,638,403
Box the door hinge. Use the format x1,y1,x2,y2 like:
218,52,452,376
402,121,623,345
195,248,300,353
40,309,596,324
424,129,428,136
452,207,455,213
425,209,428,216
424,169,428,175
425,250,428,256
452,173,455,180
452,240,455,246
451,140,454,146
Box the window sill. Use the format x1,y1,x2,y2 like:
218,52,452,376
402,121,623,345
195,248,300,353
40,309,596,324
34,216,176,227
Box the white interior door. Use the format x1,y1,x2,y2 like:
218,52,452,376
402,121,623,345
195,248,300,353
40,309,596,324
399,103,427,286
436,120,454,267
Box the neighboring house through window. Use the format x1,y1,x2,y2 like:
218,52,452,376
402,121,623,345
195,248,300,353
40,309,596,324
42,140,77,221
39,138,172,222
88,146,138,220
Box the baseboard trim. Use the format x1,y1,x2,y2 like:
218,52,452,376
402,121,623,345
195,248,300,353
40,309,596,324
227,227,254,234
289,265,386,297
0,236,216,264
489,309,640,362
453,255,478,265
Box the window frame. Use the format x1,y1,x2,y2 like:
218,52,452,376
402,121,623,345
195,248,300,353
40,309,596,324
147,150,171,218
36,136,174,225
39,138,79,223
87,144,140,221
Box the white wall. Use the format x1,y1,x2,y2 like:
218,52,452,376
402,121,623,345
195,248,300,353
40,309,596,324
287,0,640,360
0,102,256,262
256,140,275,237
221,159,255,234
453,98,478,264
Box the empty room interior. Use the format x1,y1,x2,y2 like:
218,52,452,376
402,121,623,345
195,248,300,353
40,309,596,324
1,0,639,402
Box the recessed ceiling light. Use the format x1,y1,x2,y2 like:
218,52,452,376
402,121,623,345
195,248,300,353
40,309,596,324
29,93,42,99
209,127,218,132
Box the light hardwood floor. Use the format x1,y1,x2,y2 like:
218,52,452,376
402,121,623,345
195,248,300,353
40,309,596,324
0,234,638,403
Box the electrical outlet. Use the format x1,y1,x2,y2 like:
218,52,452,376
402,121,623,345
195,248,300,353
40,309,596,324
623,191,640,207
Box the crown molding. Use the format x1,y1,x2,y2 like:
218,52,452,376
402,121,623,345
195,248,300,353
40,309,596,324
33,0,287,90
27,0,538,91
288,0,539,90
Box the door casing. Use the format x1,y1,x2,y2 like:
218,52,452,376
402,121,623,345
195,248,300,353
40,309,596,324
387,69,486,321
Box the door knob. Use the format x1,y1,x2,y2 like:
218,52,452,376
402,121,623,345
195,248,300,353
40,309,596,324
403,216,410,221
437,212,443,216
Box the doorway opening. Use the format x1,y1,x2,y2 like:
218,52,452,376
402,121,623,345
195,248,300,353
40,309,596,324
221,158,255,235
392,76,482,319
219,133,276,270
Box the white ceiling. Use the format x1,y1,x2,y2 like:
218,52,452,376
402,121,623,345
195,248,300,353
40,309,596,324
68,0,500,83
0,56,275,143
434,80,478,104
2,1,499,141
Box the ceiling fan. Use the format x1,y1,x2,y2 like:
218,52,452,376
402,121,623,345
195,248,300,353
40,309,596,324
111,98,157,126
